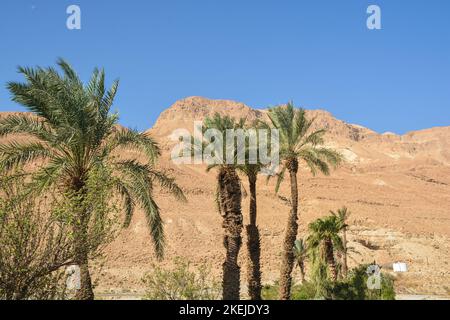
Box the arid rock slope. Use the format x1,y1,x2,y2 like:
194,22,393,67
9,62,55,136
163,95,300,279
2,97,450,296
99,97,450,296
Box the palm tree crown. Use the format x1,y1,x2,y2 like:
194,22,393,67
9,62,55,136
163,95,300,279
266,102,342,191
331,207,350,277
307,215,344,282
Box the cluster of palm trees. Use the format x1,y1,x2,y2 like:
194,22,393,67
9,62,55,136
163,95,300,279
291,207,351,298
0,59,344,300
306,208,350,282
201,103,343,300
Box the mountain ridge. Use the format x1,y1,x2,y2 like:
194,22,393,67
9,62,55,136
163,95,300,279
149,96,450,166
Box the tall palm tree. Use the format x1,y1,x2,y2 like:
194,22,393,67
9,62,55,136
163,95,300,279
293,239,307,284
264,102,342,299
0,60,186,300
204,114,244,300
306,215,344,282
235,127,265,300
331,207,350,278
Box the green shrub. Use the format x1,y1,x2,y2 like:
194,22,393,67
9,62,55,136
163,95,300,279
0,176,73,300
292,282,317,300
142,258,220,300
330,264,396,300
262,282,316,300
262,264,396,300
261,283,278,300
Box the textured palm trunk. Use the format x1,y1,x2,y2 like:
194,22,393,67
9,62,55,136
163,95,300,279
342,229,348,278
246,173,262,300
71,178,95,300
325,238,338,282
73,214,94,300
279,159,299,300
218,167,243,300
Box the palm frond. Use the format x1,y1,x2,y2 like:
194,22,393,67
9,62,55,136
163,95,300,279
112,179,135,228
29,157,66,193
107,128,161,163
0,114,54,142
0,141,51,171
145,167,187,202
114,160,165,258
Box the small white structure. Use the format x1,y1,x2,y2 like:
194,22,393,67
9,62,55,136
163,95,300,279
393,262,408,273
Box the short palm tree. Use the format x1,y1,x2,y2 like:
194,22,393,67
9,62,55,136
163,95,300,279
204,114,244,300
264,102,342,299
293,239,307,284
0,60,186,300
306,215,343,282
331,207,350,278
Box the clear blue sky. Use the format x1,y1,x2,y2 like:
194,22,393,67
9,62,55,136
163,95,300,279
1,0,449,134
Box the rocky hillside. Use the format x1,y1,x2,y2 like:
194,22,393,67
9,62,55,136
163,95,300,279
1,97,449,297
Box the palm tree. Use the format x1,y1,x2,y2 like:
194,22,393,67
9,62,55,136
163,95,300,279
264,102,342,299
306,215,343,282
235,127,265,300
293,239,307,284
331,207,350,278
0,60,186,300
203,114,244,300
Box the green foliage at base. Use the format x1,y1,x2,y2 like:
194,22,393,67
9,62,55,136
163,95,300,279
0,176,72,300
329,264,395,300
262,282,316,300
262,264,395,300
142,258,221,300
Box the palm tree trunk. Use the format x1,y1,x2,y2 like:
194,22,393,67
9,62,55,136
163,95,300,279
74,248,94,300
71,178,94,300
279,159,299,300
342,229,348,278
73,214,94,300
246,173,262,300
325,238,338,282
219,167,243,300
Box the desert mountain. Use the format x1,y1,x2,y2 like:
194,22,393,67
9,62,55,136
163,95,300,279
151,96,450,166
1,97,449,297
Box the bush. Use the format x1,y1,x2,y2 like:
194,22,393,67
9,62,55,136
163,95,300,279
292,282,317,300
142,258,220,300
262,264,396,300
330,264,396,300
262,282,316,300
0,176,73,300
